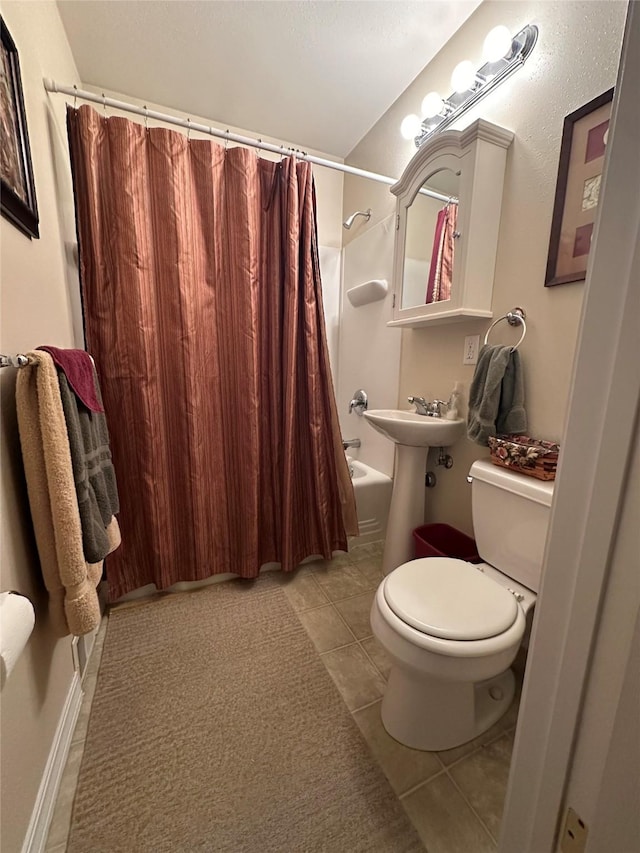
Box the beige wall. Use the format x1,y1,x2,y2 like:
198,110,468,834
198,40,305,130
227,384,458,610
344,0,626,535
0,3,83,851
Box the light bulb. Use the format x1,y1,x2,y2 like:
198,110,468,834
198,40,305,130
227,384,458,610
483,25,512,63
400,114,423,140
451,60,476,94
421,91,444,118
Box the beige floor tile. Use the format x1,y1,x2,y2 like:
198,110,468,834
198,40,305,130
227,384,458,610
351,556,384,588
311,562,372,601
402,773,496,853
353,701,443,795
83,628,107,680
72,678,98,746
45,740,85,848
498,694,521,732
320,643,387,711
349,541,384,561
297,605,356,652
437,696,520,767
306,551,352,572
335,590,376,639
449,731,515,841
361,636,392,680
81,669,99,703
277,571,329,611
326,551,353,567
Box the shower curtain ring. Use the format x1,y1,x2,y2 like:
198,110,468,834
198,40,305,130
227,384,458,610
224,130,230,149
143,105,148,130
73,84,78,110
102,92,107,114
186,118,191,140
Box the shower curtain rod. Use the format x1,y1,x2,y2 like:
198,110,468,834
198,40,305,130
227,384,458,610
43,79,455,205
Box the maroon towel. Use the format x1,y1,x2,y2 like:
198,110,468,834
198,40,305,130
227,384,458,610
37,346,104,413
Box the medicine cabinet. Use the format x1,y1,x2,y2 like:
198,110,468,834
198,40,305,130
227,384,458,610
389,119,514,327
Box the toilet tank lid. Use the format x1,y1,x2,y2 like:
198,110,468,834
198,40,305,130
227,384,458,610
469,459,554,508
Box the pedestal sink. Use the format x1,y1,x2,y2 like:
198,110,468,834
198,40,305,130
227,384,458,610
363,410,465,575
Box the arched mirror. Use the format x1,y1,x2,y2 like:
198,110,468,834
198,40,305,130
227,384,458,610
389,119,514,328
401,168,460,310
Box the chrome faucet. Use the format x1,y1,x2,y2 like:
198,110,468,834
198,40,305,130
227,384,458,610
407,396,429,415
408,396,448,417
426,400,448,418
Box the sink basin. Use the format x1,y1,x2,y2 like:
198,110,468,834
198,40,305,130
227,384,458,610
363,409,465,447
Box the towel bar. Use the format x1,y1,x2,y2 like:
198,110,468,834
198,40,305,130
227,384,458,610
0,354,31,369
483,307,526,351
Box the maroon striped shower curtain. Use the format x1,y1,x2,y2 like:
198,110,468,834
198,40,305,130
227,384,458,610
426,202,457,304
67,105,357,600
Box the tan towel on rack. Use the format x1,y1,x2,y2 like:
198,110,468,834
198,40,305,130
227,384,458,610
15,351,119,637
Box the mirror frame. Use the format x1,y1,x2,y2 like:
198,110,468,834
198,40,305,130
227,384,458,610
399,163,461,311
389,119,514,327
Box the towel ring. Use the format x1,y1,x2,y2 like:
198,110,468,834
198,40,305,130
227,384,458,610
484,307,527,351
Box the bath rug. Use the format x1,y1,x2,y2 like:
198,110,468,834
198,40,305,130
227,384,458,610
67,579,423,852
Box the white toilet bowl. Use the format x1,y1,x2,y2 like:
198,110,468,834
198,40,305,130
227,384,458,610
371,459,553,751
370,557,536,751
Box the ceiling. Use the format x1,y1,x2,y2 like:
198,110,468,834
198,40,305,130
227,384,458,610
56,0,482,158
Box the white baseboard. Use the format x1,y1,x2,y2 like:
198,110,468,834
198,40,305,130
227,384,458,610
21,672,83,853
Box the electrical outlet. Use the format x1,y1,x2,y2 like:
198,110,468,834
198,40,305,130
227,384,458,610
463,335,480,365
560,808,588,853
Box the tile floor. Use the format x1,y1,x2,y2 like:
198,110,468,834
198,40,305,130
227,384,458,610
46,543,522,852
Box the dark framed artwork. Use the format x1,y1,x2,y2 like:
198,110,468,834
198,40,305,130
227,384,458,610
1,17,39,238
545,88,613,287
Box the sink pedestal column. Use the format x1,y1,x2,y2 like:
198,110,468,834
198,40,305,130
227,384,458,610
382,444,428,576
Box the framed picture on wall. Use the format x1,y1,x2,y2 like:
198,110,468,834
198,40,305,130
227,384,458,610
545,88,613,287
1,17,39,239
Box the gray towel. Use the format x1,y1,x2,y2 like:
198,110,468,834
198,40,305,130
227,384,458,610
57,367,120,563
467,344,527,445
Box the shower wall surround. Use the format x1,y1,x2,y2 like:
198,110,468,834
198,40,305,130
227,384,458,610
337,214,401,479
318,247,342,377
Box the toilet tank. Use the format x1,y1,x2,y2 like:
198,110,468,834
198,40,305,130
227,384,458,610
470,459,554,593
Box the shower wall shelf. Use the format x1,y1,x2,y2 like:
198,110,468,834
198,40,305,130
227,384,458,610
346,279,388,307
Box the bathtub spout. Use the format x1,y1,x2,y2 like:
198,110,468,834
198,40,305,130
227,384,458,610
342,438,361,450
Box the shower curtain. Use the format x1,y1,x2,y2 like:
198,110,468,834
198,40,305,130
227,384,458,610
426,202,457,303
67,105,357,601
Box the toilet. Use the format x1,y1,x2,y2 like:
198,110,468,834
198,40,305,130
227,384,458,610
370,459,554,751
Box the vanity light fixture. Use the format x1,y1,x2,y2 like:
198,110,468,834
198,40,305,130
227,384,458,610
450,60,482,94
399,23,538,148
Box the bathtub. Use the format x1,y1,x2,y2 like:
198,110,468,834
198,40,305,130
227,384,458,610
347,458,393,546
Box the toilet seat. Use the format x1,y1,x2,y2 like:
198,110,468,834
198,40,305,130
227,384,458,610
383,558,519,641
